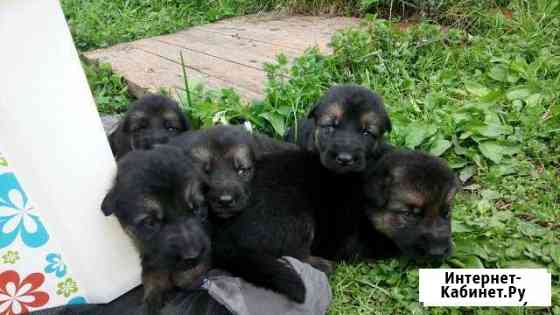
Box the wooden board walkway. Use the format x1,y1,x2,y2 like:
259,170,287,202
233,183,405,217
84,14,360,101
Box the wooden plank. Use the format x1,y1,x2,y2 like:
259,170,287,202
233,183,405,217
84,44,262,100
154,28,302,70
83,14,361,102
130,39,266,98
198,15,360,52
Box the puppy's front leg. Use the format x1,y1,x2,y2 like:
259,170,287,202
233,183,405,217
143,270,173,315
172,261,211,290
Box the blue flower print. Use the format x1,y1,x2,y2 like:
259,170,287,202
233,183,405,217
45,253,67,278
67,296,87,305
0,173,49,249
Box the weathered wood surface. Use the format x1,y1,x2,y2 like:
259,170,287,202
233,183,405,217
84,14,360,101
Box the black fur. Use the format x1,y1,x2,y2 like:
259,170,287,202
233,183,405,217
101,146,210,314
109,94,191,160
171,127,349,303
210,149,339,303
169,125,298,219
360,149,460,261
285,84,391,173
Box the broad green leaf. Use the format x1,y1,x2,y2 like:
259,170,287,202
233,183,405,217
518,221,546,238
429,138,452,156
481,189,500,201
502,259,547,269
488,65,508,82
459,132,472,140
471,123,511,138
506,87,531,101
547,56,560,67
551,246,560,266
453,238,488,260
464,81,490,97
489,164,517,176
448,160,468,169
478,141,507,163
450,255,485,268
260,112,285,137
459,166,475,182
452,221,471,233
452,136,468,156
404,123,437,149
526,93,543,106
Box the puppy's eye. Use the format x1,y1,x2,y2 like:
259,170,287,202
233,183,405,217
178,257,198,269
362,129,376,137
320,124,335,133
441,207,451,219
134,121,148,131
203,163,211,174
237,166,252,176
142,216,161,231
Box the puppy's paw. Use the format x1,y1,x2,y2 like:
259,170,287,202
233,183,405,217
144,292,165,315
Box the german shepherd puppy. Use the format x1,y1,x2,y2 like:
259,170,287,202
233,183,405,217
109,94,191,160
209,149,340,304
285,84,391,173
171,126,333,303
169,125,297,220
101,146,210,314
348,149,460,261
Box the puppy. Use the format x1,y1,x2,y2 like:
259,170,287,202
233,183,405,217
355,149,460,261
171,127,332,303
101,146,210,314
210,148,336,304
109,94,191,160
285,84,391,173
170,125,297,219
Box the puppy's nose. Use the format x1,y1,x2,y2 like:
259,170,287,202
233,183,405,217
217,194,234,206
335,152,355,166
155,136,169,144
427,245,452,260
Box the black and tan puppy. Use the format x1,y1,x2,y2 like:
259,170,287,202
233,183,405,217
209,149,338,304
285,84,391,173
352,149,460,261
171,126,331,303
109,94,191,160
170,125,297,219
101,146,210,314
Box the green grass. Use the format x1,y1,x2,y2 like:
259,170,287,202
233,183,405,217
176,0,559,313
65,0,559,313
82,61,132,114
65,0,508,115
62,0,256,51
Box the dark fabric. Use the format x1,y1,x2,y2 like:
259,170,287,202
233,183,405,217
32,258,331,315
31,286,229,315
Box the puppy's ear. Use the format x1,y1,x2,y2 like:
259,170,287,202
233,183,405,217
373,95,392,134
383,114,392,134
178,110,192,131
108,119,132,159
108,131,118,156
305,127,317,153
184,178,208,222
306,101,320,119
101,187,118,216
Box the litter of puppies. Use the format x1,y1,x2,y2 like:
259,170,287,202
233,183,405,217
103,84,459,314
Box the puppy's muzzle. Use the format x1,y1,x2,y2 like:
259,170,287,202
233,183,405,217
334,152,356,166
